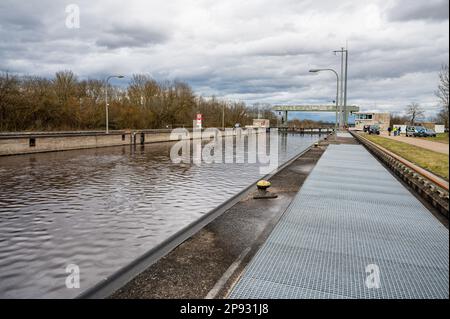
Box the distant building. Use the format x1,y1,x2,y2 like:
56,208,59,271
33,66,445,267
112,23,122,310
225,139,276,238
246,119,270,129
354,112,390,131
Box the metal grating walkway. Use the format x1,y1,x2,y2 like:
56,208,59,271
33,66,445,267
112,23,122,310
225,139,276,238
229,144,449,299
336,132,353,138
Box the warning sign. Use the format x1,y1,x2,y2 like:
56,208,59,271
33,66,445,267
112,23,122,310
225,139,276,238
196,113,202,129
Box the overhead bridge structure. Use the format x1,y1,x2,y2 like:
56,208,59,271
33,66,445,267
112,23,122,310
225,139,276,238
273,105,360,127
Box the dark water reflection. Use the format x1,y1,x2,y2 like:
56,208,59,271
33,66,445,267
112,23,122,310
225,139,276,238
0,133,319,298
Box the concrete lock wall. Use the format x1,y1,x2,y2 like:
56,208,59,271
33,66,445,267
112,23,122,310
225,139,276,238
0,129,274,156
0,132,136,156
0,129,237,156
0,130,189,156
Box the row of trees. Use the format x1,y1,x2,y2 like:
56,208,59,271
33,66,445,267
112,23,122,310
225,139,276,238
0,71,278,132
1,63,447,131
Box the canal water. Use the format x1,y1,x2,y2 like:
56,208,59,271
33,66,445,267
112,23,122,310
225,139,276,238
0,133,320,298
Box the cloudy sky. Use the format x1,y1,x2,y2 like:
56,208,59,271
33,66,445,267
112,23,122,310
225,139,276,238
0,0,448,117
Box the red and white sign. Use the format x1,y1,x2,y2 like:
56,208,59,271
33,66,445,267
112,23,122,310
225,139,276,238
196,113,203,129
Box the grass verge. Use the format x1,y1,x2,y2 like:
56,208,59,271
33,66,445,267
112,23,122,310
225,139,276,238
363,134,449,180
418,133,449,144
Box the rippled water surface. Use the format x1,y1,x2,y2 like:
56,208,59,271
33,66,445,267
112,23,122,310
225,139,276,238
0,133,319,298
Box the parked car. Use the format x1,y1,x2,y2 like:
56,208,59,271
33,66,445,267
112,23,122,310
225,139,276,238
406,126,426,137
368,125,380,135
425,129,437,137
414,128,437,137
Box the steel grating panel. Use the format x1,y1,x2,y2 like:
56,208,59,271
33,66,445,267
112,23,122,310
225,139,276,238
337,132,353,138
230,144,449,299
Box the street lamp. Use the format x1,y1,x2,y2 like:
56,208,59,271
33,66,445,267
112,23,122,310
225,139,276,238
309,68,339,141
105,75,125,134
222,103,225,131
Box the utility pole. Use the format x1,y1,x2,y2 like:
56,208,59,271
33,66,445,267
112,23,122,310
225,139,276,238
340,48,344,128
343,49,348,126
105,75,125,134
333,47,349,128
222,103,225,130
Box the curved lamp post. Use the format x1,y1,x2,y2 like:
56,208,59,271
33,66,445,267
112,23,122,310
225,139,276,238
105,75,125,134
309,68,339,141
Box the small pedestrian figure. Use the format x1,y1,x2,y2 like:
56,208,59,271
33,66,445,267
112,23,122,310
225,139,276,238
388,126,392,136
397,127,402,136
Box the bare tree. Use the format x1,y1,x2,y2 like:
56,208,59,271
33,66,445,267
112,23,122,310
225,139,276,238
390,113,409,125
0,72,21,131
405,102,425,125
53,70,78,105
435,64,449,127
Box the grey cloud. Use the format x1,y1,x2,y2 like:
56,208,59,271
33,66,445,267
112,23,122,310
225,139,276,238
387,0,449,21
95,23,169,49
0,2,45,30
0,0,448,114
